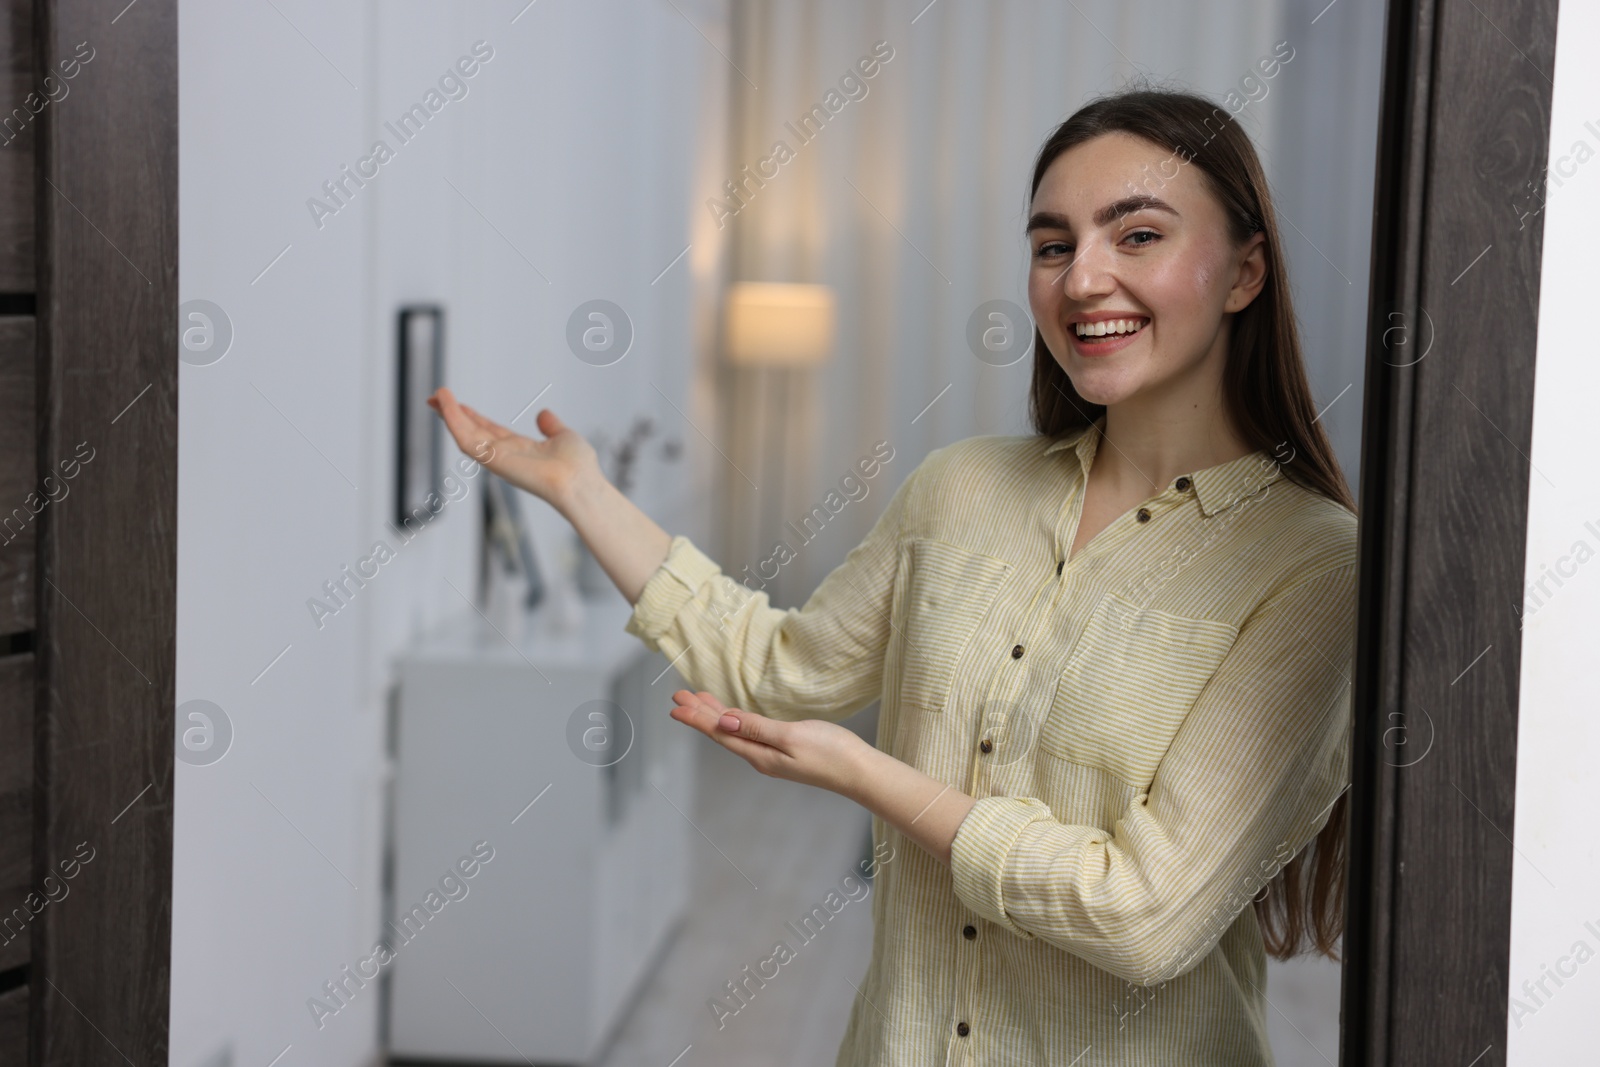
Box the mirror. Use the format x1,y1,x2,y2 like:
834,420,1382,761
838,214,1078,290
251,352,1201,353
171,2,1389,1064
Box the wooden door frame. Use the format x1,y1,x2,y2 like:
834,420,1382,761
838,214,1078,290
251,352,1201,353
31,0,176,1063
1342,0,1559,1063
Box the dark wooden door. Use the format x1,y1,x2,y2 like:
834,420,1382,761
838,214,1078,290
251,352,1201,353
1342,0,1559,1064
0,0,43,1053
0,0,176,1063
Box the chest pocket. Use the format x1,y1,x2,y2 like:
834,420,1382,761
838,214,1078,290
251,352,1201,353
1038,590,1238,789
894,538,1011,716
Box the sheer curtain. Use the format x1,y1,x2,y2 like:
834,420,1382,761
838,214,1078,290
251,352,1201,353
712,0,1361,608
709,11,1384,1062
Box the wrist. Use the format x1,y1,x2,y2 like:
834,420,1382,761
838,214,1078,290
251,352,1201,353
838,737,884,807
556,464,612,523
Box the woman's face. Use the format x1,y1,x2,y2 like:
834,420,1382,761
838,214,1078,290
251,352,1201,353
1027,130,1266,410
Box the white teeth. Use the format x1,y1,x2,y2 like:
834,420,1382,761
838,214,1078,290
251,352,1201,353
1074,317,1147,338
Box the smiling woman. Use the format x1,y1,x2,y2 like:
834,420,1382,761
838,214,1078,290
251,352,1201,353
1021,88,1357,959
430,84,1359,1067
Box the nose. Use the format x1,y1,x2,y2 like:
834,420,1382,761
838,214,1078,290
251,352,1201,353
1060,236,1116,303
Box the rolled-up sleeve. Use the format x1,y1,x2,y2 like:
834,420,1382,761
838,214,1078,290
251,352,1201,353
622,461,923,723
947,562,1357,984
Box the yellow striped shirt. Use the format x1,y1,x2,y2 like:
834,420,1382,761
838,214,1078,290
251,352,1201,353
623,416,1358,1066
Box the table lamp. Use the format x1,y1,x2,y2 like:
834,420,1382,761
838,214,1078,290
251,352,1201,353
723,282,836,367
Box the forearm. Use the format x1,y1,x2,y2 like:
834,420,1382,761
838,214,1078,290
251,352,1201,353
558,469,673,605
843,744,978,867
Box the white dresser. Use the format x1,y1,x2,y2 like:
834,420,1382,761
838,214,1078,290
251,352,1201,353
387,592,695,1063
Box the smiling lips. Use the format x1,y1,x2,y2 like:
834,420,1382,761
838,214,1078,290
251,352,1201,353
1069,315,1149,353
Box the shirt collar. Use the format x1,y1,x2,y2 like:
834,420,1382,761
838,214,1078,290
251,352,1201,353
1042,417,1282,518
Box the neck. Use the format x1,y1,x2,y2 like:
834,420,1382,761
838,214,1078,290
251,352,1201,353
1093,396,1253,495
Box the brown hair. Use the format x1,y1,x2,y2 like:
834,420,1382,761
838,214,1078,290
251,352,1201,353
1025,85,1355,962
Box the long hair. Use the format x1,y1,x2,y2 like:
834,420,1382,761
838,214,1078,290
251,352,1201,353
1025,86,1355,962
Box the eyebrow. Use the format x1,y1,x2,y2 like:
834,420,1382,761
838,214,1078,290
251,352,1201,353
1026,195,1180,234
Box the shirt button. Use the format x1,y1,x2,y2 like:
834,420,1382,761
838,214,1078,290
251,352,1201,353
957,1021,971,1037
1136,507,1151,522
963,924,977,940
1175,476,1191,491
1011,644,1024,659
979,738,993,754
1056,559,1064,575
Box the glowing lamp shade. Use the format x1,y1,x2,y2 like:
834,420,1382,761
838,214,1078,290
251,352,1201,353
723,282,836,367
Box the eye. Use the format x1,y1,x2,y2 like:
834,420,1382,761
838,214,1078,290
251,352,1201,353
1034,240,1072,258
1123,229,1161,247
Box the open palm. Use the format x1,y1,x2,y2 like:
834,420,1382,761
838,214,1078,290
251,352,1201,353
427,386,601,509
669,690,870,798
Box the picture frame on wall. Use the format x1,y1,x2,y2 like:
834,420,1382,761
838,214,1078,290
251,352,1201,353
395,304,445,528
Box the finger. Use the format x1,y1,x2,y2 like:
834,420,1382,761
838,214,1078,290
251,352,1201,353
674,691,746,733
434,399,501,465
692,693,771,744
673,688,723,709
673,690,742,733
671,691,732,730
535,408,569,440
432,389,492,436
668,696,726,736
722,708,765,742
430,388,476,436
432,392,511,458
458,403,517,441
449,402,512,445
668,697,772,760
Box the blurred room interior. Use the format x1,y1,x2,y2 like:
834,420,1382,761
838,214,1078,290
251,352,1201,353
172,1,1387,1064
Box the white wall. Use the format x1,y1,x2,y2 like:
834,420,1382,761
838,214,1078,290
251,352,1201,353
173,2,727,1063
1506,0,1600,1060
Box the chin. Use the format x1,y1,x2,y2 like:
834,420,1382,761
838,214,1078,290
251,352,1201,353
1060,368,1135,408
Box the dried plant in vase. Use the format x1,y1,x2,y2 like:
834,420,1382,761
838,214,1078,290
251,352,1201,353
591,416,683,497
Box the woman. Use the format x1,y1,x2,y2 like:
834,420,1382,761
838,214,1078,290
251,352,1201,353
429,87,1358,1066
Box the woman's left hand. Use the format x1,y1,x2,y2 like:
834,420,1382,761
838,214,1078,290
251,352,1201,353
668,689,869,799
670,688,980,868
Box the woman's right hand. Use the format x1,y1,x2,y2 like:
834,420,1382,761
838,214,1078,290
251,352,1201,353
426,386,601,512
429,386,673,602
